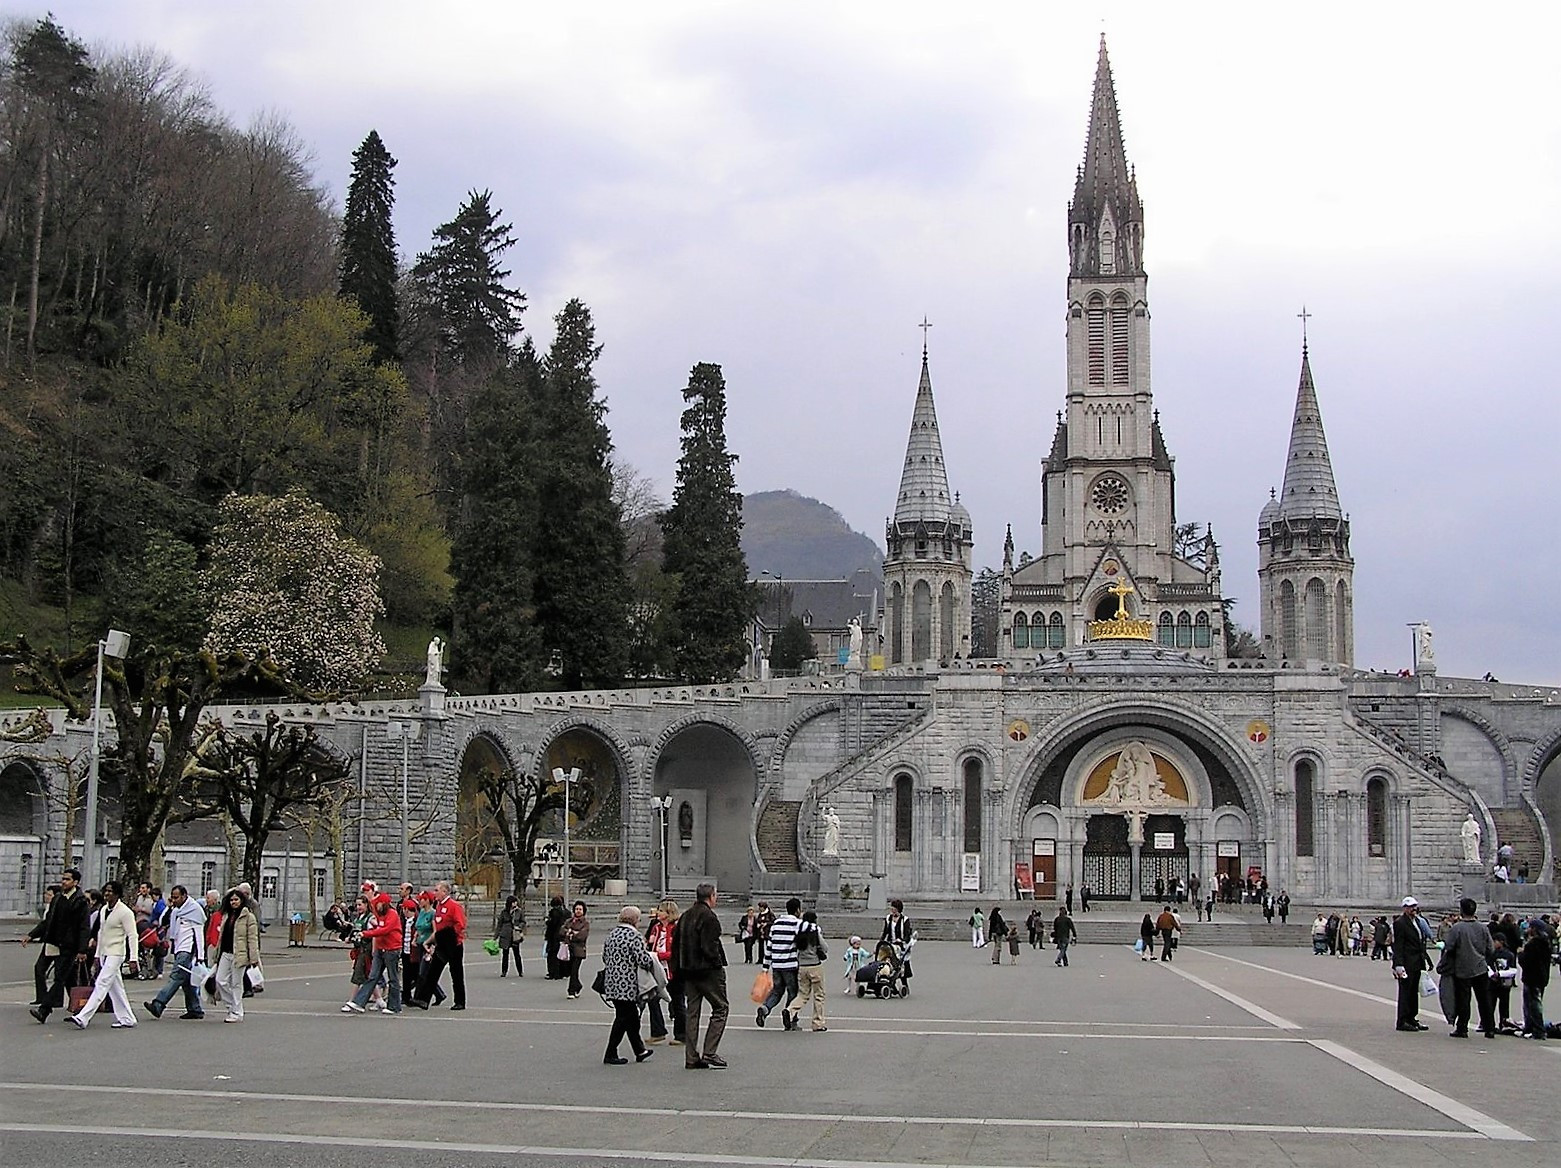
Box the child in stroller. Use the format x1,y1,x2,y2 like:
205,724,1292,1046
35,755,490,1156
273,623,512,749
855,936,915,998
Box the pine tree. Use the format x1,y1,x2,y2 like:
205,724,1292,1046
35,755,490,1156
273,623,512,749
659,363,752,683
409,189,526,368
448,343,544,693
338,130,399,363
533,299,628,689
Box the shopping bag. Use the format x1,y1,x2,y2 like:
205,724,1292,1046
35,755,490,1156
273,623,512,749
556,941,571,962
1133,939,1145,954
482,938,501,956
189,959,212,986
247,963,265,991
1418,971,1437,997
749,968,773,1003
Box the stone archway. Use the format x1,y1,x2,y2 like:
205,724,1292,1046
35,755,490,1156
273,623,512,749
652,722,759,897
0,760,48,916
539,726,628,894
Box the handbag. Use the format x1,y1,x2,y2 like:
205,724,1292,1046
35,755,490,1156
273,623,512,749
590,967,607,997
556,940,572,962
749,968,773,1004
67,960,100,1014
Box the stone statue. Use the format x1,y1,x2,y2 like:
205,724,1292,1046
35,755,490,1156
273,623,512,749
1459,811,1482,865
1104,742,1166,804
1126,808,1146,845
821,805,841,857
848,617,863,661
425,637,445,687
1413,623,1436,670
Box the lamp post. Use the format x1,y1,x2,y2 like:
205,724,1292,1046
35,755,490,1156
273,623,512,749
552,766,580,902
386,720,420,885
82,628,130,886
650,795,673,899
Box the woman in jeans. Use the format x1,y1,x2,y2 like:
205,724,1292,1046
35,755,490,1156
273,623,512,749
497,895,524,977
561,901,590,998
644,901,684,1042
600,905,656,1065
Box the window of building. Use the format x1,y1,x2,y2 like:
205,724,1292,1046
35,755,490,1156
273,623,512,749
1048,612,1065,648
1012,612,1029,649
1194,611,1211,648
1175,611,1193,649
20,852,31,892
1158,612,1174,646
1087,300,1106,385
1295,760,1315,856
894,774,913,852
963,760,983,854
1110,305,1130,385
201,861,217,893
260,870,279,900
1280,581,1298,659
1366,778,1387,856
165,861,177,890
314,867,328,898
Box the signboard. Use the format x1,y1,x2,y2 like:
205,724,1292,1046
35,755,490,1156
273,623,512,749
869,654,885,671
1032,838,1056,856
1217,840,1240,858
1014,861,1034,897
837,646,850,665
1153,832,1175,851
960,852,981,892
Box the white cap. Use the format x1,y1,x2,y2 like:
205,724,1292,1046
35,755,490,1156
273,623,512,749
1401,896,1418,908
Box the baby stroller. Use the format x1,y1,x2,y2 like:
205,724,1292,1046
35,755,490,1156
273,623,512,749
856,937,915,998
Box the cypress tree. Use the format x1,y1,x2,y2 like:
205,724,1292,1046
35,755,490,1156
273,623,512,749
338,130,400,363
533,299,629,690
448,342,544,694
659,363,752,683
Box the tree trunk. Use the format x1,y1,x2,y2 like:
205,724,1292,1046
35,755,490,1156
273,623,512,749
240,829,270,890
26,145,48,363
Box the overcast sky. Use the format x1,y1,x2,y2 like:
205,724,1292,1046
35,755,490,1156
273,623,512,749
32,2,1561,685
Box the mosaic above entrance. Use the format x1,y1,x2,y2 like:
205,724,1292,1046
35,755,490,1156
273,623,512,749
1081,742,1190,805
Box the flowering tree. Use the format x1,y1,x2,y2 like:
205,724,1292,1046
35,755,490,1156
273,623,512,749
204,491,386,693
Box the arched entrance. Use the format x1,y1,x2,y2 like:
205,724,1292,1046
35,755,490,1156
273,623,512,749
541,728,626,895
455,735,511,899
653,723,757,897
0,760,48,916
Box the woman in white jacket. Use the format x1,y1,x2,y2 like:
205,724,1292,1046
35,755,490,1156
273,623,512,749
69,880,140,1029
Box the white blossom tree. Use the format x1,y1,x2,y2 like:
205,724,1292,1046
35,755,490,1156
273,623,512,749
203,491,386,692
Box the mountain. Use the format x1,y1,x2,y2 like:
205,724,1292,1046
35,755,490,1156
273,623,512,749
741,490,883,582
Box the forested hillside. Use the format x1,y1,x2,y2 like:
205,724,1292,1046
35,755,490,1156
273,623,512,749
0,14,754,695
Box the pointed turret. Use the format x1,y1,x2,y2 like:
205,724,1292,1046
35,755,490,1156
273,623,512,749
893,350,953,527
1068,35,1144,278
1276,345,1342,521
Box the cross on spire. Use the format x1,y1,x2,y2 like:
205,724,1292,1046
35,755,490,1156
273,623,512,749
1297,305,1312,349
919,316,932,358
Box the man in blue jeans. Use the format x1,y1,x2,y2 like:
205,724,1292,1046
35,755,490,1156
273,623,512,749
344,894,403,1014
144,885,207,1019
756,897,802,1030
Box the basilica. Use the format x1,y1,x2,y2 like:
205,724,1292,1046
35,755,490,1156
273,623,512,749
868,38,1558,906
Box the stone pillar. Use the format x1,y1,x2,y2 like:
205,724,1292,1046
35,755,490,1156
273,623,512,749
868,788,888,912
1129,843,1142,901
419,683,446,717
818,857,841,910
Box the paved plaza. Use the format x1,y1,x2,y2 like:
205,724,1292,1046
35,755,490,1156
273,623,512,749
1,927,1556,1168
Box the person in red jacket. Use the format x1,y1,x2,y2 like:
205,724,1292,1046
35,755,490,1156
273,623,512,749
410,881,466,1011
344,893,404,1014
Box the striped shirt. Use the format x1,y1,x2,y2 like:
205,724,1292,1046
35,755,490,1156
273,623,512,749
765,913,801,970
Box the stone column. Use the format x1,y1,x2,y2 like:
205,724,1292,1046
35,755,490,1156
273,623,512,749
868,788,888,913
1129,843,1142,901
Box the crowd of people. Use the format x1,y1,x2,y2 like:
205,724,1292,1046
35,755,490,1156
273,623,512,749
1389,895,1555,1039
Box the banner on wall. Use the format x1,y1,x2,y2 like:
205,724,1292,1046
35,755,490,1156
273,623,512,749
961,852,981,892
1014,861,1034,895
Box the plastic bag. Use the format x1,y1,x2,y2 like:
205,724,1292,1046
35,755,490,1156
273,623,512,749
248,963,265,991
482,938,501,956
750,968,773,1003
1133,939,1144,953
1419,971,1437,997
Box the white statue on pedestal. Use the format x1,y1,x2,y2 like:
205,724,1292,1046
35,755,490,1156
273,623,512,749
821,806,841,857
1413,623,1436,672
847,617,863,669
1459,811,1482,865
425,637,445,688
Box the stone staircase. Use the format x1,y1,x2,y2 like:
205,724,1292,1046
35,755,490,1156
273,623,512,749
757,799,801,872
1489,805,1546,878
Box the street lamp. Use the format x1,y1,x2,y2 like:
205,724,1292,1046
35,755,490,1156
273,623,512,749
552,766,580,902
386,720,420,885
82,628,130,886
650,795,673,899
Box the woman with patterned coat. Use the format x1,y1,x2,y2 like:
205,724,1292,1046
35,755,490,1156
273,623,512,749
600,905,656,1065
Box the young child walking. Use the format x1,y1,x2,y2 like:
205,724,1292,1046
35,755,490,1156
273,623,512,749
841,935,871,995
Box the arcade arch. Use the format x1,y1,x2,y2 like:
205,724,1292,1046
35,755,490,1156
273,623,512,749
652,721,760,897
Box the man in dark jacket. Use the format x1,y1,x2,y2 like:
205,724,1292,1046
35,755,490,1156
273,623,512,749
1518,920,1551,1039
1390,897,1431,1031
24,867,91,1024
676,882,729,1070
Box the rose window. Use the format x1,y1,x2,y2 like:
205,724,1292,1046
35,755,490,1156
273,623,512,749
1091,475,1129,515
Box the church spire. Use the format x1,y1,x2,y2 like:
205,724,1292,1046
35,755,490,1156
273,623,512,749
1068,35,1144,278
893,348,952,527
1276,343,1343,521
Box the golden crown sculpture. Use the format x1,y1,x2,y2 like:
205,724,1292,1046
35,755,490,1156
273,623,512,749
1087,579,1154,642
